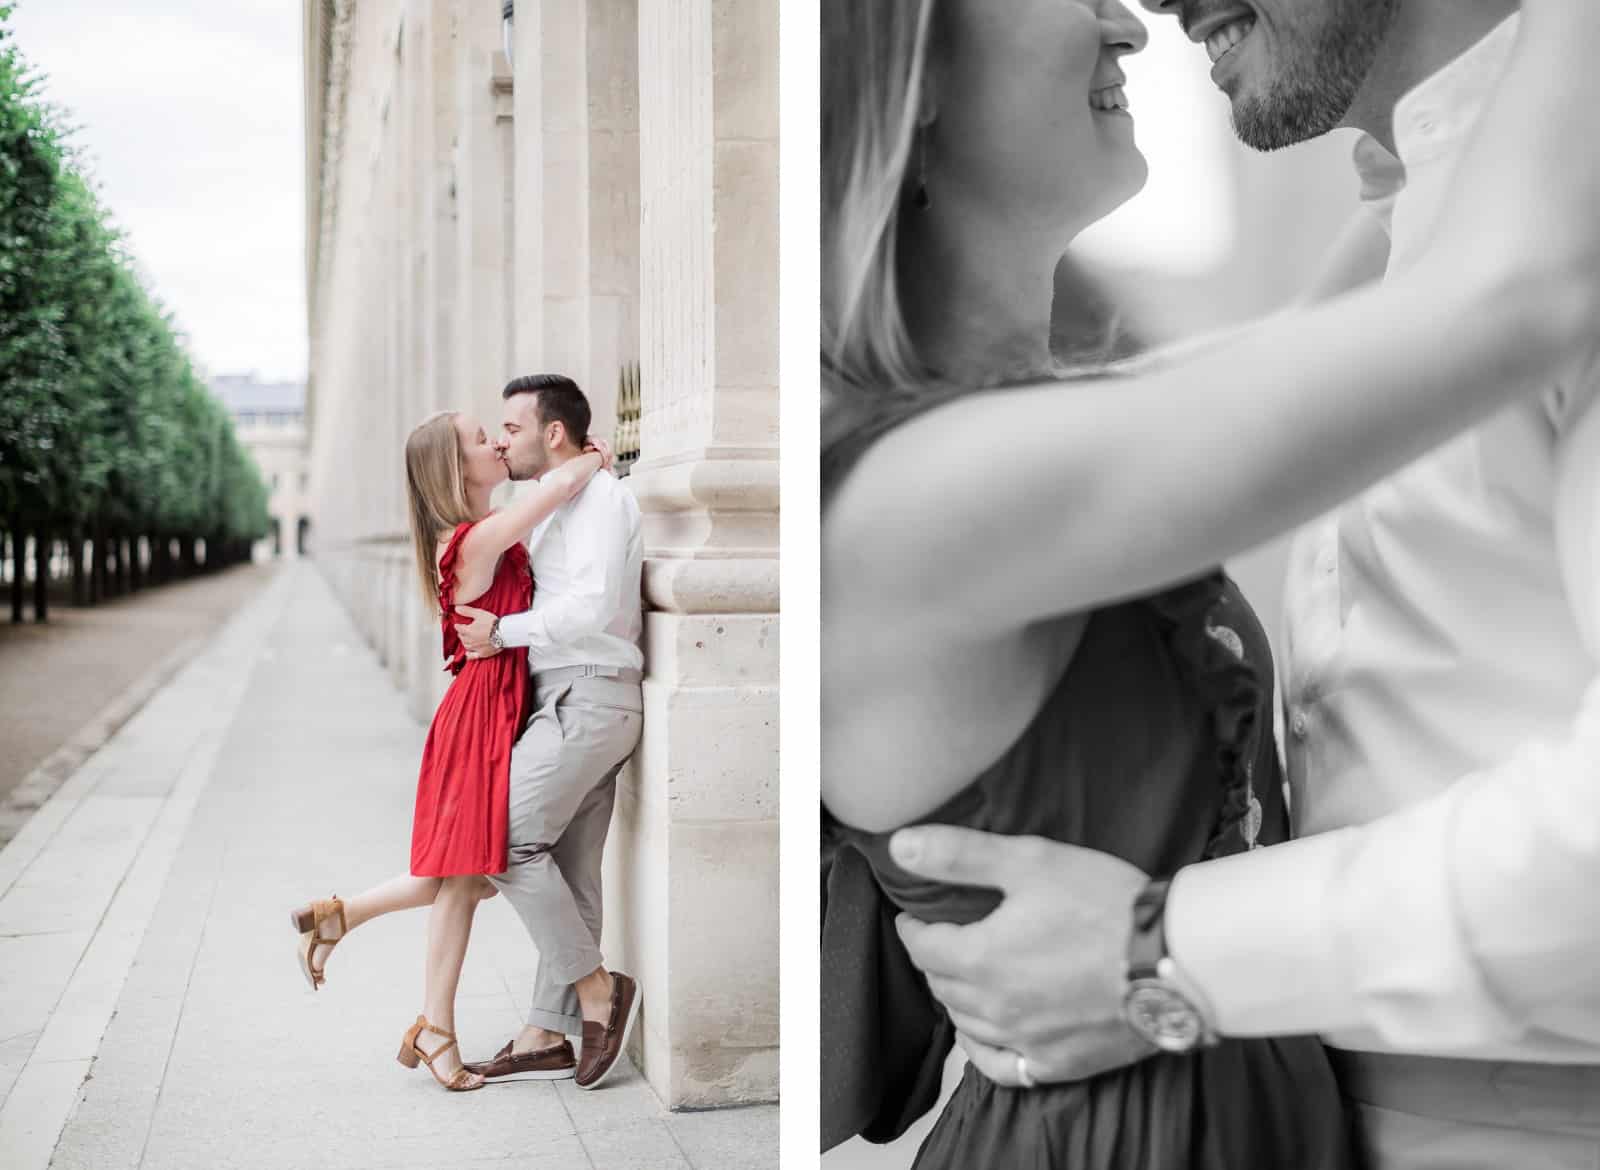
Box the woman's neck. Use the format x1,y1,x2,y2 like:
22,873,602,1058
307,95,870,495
467,482,494,521
899,200,1068,387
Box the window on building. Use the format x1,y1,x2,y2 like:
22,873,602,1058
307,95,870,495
271,473,280,490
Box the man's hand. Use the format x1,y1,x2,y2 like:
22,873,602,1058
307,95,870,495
455,605,501,659
889,826,1156,1087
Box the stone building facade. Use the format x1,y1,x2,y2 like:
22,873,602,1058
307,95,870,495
210,375,313,562
302,0,777,1109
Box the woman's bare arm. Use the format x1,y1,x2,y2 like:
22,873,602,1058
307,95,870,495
456,449,606,583
828,8,1600,645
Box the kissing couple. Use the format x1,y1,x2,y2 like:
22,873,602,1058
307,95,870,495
291,373,645,1093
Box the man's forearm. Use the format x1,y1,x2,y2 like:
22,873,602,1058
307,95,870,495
1167,693,1600,1048
494,595,608,654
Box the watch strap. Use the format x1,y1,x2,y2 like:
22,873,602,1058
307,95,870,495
1127,879,1172,980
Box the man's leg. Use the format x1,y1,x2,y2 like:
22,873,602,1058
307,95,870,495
487,683,611,1025
490,677,642,1046
522,765,622,1037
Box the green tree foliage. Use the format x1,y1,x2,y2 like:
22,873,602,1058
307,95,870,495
0,6,269,605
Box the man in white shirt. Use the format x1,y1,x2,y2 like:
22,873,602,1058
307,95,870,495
886,2,1600,1165
454,374,645,1090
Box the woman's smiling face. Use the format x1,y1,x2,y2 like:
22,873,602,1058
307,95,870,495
925,0,1150,234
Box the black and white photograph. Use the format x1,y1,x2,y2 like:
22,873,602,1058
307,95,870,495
821,0,1600,1167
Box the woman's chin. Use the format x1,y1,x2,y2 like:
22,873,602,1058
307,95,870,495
1091,147,1149,222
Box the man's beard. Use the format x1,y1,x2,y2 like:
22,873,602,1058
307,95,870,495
504,453,544,481
1230,0,1399,152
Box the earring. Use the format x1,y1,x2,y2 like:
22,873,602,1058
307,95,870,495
912,128,932,211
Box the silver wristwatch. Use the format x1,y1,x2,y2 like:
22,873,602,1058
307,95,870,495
488,617,505,652
1122,879,1219,1054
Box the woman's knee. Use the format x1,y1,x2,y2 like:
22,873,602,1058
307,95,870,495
438,874,487,902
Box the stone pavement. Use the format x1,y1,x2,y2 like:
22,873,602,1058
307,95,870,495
0,562,776,1170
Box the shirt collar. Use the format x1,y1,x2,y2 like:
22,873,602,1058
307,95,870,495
1350,14,1520,216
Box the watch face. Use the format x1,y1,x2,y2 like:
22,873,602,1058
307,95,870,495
1124,981,1205,1053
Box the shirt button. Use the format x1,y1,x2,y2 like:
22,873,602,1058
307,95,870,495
1291,710,1309,739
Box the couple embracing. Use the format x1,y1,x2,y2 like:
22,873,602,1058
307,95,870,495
290,373,644,1093
824,0,1600,1167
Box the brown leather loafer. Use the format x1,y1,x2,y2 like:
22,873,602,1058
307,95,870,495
463,1038,576,1082
575,972,640,1090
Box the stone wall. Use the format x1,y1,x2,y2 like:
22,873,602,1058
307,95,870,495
302,0,777,1108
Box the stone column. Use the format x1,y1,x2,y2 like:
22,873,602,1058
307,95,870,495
608,0,779,1109
582,0,638,439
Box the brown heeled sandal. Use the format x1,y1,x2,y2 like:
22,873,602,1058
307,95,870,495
397,1015,484,1091
290,896,346,991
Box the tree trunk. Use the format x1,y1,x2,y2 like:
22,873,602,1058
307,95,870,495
114,536,128,595
70,530,86,606
8,531,22,624
128,537,142,592
90,526,104,603
32,528,48,622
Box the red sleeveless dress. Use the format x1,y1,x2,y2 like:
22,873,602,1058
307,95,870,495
409,520,533,876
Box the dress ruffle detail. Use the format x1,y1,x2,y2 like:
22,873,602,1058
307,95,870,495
437,521,474,676
1144,571,1266,860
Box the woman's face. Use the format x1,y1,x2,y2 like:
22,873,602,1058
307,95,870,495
928,0,1149,232
453,413,508,491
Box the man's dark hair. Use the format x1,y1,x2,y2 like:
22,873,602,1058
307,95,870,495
502,374,590,447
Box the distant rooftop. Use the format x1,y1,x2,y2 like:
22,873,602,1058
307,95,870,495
210,374,305,415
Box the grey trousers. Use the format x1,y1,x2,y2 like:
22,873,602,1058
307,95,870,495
487,672,643,1036
1333,1050,1600,1170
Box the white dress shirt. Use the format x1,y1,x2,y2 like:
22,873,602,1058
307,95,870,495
495,468,644,674
1168,14,1600,1061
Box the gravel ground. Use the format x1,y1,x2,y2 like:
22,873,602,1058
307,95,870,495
0,563,278,809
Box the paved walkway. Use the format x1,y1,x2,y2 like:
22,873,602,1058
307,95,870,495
0,563,775,1169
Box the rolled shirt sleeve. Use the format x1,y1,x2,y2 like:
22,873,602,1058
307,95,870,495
1167,372,1600,1052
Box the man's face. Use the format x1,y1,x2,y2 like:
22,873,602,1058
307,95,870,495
495,393,549,481
1142,0,1398,151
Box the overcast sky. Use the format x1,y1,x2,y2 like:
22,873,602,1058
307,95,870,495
9,0,306,382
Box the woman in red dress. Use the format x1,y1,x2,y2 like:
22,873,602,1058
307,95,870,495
287,409,608,1092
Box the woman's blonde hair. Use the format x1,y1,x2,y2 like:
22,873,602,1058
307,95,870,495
822,0,939,400
405,411,474,617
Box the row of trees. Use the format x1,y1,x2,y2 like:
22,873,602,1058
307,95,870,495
0,7,270,621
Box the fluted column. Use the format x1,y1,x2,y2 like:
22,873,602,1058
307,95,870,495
608,0,778,1109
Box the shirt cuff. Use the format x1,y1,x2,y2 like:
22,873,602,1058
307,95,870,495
1166,792,1521,1047
1165,831,1357,1038
495,610,535,650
